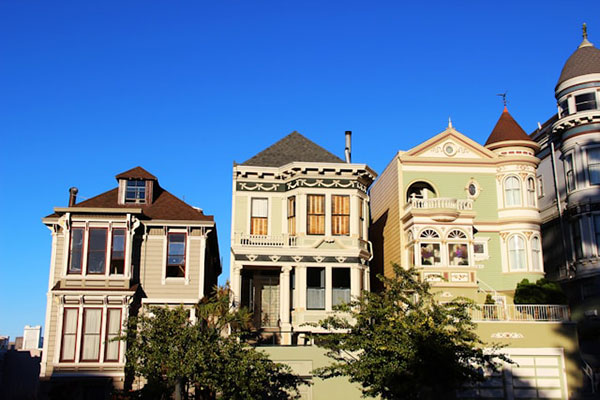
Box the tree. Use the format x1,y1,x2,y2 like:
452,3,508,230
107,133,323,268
121,285,307,399
513,278,567,304
311,264,509,400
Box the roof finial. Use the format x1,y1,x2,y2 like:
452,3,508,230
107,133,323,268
448,117,453,129
496,91,508,109
579,22,593,48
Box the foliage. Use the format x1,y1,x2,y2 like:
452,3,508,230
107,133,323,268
311,264,509,400
484,294,496,305
513,278,567,305
120,285,307,400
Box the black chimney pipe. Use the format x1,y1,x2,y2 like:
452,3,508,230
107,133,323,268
69,187,78,207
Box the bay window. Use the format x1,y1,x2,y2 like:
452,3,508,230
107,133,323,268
87,228,107,274
307,267,325,309
332,195,350,236
68,228,84,274
307,195,325,235
419,229,441,266
166,233,186,278
447,230,469,266
110,229,126,275
80,308,102,361
250,198,268,235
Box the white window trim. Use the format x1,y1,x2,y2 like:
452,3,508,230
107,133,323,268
474,237,490,261
563,152,576,193
583,145,600,187
530,235,543,272
536,176,544,198
503,175,522,208
507,234,528,272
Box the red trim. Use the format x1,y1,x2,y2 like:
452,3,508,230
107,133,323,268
59,307,79,362
87,228,108,275
110,229,126,275
166,232,187,278
104,308,122,362
67,228,84,275
80,308,103,362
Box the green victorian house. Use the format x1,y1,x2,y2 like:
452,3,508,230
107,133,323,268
370,111,585,399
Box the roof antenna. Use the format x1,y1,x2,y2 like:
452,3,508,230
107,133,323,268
448,117,453,129
496,91,508,109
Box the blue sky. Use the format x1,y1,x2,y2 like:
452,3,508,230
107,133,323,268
0,0,597,339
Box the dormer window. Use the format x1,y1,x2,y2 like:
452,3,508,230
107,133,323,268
125,180,146,204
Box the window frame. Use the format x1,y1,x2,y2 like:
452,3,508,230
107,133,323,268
110,229,126,275
307,194,325,235
80,307,103,362
287,196,296,235
306,267,326,310
250,198,268,236
594,215,600,257
537,176,544,198
332,267,351,306
586,147,600,186
331,195,350,236
574,91,598,112
508,234,527,271
359,197,365,239
418,228,442,267
564,154,576,193
166,232,187,278
526,176,536,207
447,229,470,267
531,236,542,272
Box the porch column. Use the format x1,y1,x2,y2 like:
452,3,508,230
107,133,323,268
280,266,292,345
351,266,362,299
231,264,243,307
363,267,370,292
325,266,333,311
296,265,307,310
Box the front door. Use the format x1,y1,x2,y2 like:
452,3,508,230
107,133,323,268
253,273,280,328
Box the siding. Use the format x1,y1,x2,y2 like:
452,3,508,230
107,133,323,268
53,235,65,283
44,299,60,375
369,156,401,288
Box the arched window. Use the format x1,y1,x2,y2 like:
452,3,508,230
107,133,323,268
508,235,526,271
447,229,469,266
419,228,440,266
406,182,436,202
504,176,521,207
527,177,536,207
531,236,541,271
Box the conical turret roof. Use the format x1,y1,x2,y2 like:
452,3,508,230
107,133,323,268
556,25,600,88
485,108,533,147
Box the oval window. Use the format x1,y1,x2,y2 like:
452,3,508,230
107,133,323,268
468,183,477,196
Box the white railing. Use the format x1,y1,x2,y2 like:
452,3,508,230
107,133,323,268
471,305,570,322
236,233,297,247
405,197,473,211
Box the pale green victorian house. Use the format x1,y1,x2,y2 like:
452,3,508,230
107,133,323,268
370,111,585,398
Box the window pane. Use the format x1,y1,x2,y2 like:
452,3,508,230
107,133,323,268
595,216,600,254
575,92,597,111
307,267,325,288
69,228,84,274
167,234,186,277
307,268,325,308
448,243,469,265
332,195,350,235
588,149,600,185
105,309,121,361
505,177,521,206
61,308,78,361
251,198,268,218
474,243,485,254
532,237,541,271
420,243,441,265
509,236,526,270
307,195,325,234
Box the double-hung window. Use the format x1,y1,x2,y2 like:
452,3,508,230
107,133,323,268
125,180,146,203
68,228,84,274
504,176,521,207
250,198,268,235
307,267,325,310
332,195,350,236
287,197,296,235
60,308,79,361
575,92,597,112
508,235,526,271
359,198,365,239
531,236,542,272
526,177,536,207
110,229,126,275
80,308,102,361
87,229,107,274
166,233,186,278
332,268,350,306
588,148,600,185
307,195,325,235
559,99,570,117
104,309,122,361
565,154,575,192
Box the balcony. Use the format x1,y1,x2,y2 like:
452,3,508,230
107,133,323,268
233,233,370,251
405,197,473,211
471,305,570,322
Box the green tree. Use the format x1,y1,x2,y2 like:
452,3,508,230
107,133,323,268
311,264,509,400
121,285,307,399
513,278,567,304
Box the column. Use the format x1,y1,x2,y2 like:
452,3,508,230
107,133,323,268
231,263,243,307
351,266,362,299
296,265,307,311
279,266,292,345
325,266,333,311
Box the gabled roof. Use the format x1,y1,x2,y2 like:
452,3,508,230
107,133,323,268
115,166,157,181
241,131,345,167
557,35,600,88
485,108,533,146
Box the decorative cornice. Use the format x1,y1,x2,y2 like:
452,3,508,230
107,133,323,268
234,254,362,263
236,178,368,193
491,332,524,339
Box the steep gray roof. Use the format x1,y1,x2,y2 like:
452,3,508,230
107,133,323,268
242,131,345,167
557,42,600,88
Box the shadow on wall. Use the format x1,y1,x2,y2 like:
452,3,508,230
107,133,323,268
369,210,387,294
0,349,41,400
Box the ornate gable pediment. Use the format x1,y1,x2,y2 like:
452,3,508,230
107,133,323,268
403,129,496,161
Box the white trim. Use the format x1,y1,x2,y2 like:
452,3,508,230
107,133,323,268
198,234,207,299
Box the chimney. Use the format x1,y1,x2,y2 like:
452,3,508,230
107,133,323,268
344,131,352,163
68,187,78,207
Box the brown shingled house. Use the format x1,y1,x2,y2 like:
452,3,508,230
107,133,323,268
38,167,220,397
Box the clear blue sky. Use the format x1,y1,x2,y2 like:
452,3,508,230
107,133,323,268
0,0,597,340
